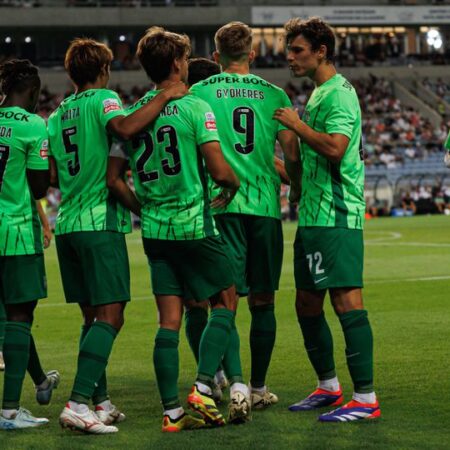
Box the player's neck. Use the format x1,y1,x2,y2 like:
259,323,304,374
0,94,28,111
76,80,105,94
157,75,183,90
313,63,337,86
223,63,249,75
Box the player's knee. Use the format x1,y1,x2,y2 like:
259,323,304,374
6,301,36,323
184,299,208,311
248,292,274,307
295,296,323,317
159,318,182,331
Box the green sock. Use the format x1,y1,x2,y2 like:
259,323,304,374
339,310,374,393
185,307,208,363
197,308,233,386
2,322,31,410
70,321,117,404
222,316,244,384
298,312,336,380
0,302,6,352
153,328,180,410
27,334,46,386
249,304,276,388
79,324,109,405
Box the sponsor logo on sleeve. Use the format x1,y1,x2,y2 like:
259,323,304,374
40,139,48,159
204,112,217,131
103,98,121,114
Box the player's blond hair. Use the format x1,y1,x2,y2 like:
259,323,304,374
214,22,252,62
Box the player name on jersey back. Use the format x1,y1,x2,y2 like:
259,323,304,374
191,73,292,219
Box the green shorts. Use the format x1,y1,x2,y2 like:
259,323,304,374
0,254,47,305
143,235,234,301
214,214,283,296
56,231,130,306
294,227,364,290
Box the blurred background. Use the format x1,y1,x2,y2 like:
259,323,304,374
1,0,449,225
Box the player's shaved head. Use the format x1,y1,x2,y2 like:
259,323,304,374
215,22,253,62
284,17,336,62
136,27,191,84
65,38,113,88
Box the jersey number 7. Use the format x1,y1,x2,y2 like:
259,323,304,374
0,144,10,193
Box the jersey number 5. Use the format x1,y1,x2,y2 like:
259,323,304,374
0,144,10,193
62,127,80,176
233,107,255,155
133,126,181,183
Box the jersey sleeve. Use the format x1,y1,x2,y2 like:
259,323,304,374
26,117,49,170
323,90,357,139
445,131,450,150
276,89,293,133
97,90,125,129
191,99,220,145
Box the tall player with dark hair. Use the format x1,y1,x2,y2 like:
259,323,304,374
0,59,59,430
48,38,187,434
274,17,380,422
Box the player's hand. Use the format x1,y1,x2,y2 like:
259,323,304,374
210,187,237,209
163,81,189,100
273,107,301,131
43,226,52,249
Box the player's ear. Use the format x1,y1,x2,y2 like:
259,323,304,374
318,44,327,61
173,57,182,74
212,51,220,64
248,50,256,64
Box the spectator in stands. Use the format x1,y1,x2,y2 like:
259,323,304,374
401,191,417,215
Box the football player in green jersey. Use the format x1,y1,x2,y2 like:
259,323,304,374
184,57,292,403
0,60,60,430
48,38,188,435
274,17,380,422
108,27,251,430
190,22,301,409
444,131,450,167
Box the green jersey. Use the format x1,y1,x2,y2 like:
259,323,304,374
445,131,450,150
0,107,48,256
299,74,365,229
191,73,291,219
48,89,131,235
121,91,220,240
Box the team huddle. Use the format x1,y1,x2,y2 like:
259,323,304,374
0,18,380,434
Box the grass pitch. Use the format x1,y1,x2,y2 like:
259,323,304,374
1,215,449,449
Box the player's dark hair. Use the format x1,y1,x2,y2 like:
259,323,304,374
215,21,252,61
188,58,220,86
284,17,335,62
136,27,191,84
64,38,113,88
0,59,40,96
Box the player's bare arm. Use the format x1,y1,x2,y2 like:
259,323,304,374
36,200,52,249
274,156,290,185
277,129,302,202
199,140,240,208
107,157,142,217
26,169,50,200
48,156,59,188
274,107,349,164
106,82,188,140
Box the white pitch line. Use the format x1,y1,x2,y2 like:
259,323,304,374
37,275,450,309
367,242,450,248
